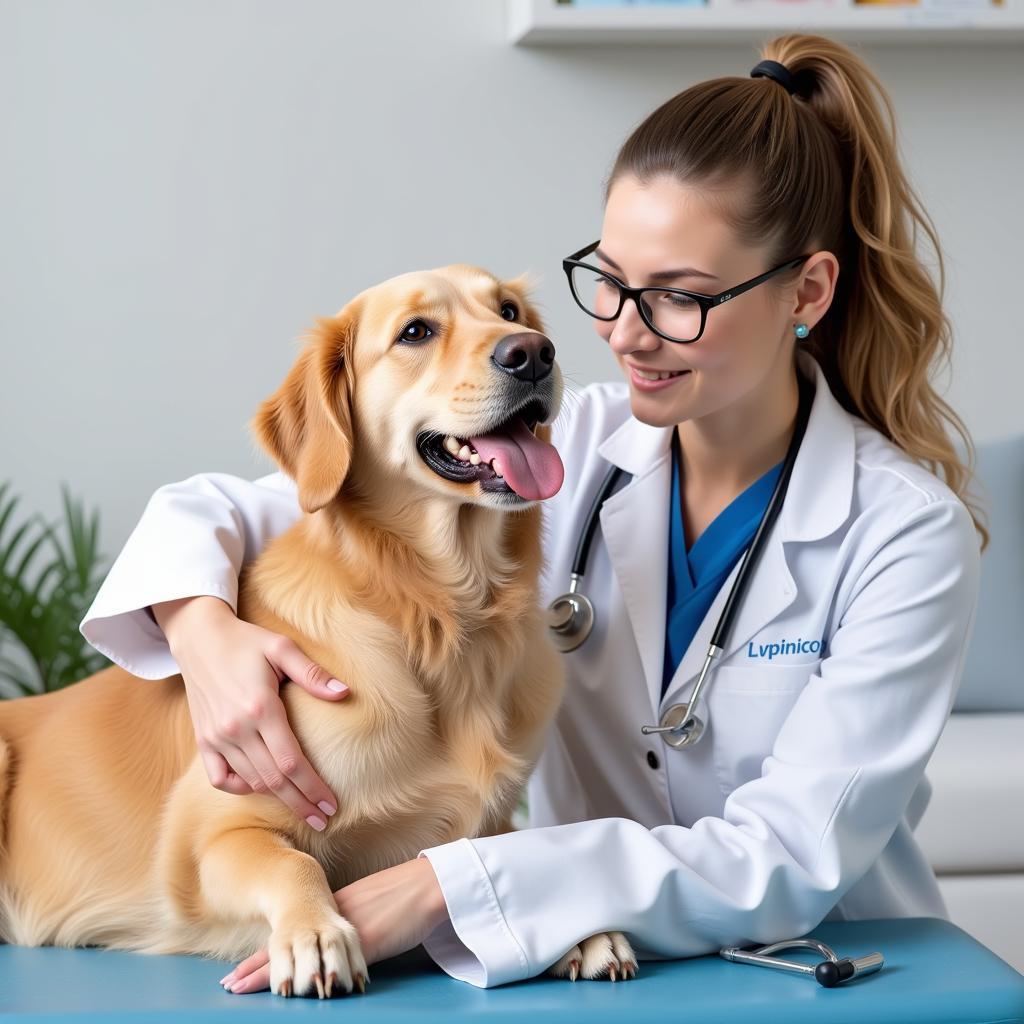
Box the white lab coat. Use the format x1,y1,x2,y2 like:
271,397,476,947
80,348,981,988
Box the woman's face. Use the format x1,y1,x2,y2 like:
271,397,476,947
595,173,809,432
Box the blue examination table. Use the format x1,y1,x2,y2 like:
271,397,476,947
2,917,1023,1023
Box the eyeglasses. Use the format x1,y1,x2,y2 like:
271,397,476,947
562,240,812,344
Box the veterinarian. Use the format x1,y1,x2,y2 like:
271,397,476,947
81,33,984,991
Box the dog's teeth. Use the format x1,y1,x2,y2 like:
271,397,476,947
441,434,481,463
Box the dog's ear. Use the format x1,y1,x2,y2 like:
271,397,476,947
251,311,357,514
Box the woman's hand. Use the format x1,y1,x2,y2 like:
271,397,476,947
218,857,450,995
152,594,350,830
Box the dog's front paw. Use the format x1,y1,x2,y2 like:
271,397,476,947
547,931,637,981
268,910,369,998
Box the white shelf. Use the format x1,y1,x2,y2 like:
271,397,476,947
508,0,1024,44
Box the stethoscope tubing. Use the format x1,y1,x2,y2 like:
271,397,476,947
547,370,817,745
571,463,626,578
708,371,813,651
643,370,815,743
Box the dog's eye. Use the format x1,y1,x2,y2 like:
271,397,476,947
398,319,433,345
500,301,518,322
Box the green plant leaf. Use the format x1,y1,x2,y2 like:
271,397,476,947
11,522,51,588
0,480,113,695
0,519,35,579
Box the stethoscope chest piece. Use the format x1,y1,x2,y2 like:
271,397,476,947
546,574,594,653
652,702,705,749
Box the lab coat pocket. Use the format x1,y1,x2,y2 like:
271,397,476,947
706,662,817,797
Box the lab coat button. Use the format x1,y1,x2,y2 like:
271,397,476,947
646,750,660,770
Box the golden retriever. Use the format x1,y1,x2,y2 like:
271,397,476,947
0,262,636,996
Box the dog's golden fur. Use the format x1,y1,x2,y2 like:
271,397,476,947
0,263,568,994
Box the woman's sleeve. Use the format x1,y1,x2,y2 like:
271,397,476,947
416,496,982,988
80,471,301,680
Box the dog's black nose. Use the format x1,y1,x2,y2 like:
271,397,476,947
491,332,556,384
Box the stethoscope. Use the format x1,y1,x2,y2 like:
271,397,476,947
545,372,886,984
546,370,816,750
720,937,885,987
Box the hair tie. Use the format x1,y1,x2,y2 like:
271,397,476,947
750,59,796,96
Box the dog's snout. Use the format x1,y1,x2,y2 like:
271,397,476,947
491,332,555,385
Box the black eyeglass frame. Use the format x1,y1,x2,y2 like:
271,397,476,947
562,239,812,344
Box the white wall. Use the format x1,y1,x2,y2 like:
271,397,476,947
2,0,1021,558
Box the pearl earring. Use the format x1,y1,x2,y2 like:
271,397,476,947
794,323,809,339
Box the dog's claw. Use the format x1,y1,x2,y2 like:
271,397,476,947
268,915,366,1001
355,972,366,994
550,933,637,984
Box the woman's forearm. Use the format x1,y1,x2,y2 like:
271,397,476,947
151,594,236,653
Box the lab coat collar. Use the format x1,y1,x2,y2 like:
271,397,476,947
594,350,856,720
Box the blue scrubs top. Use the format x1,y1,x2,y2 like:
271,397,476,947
661,437,785,699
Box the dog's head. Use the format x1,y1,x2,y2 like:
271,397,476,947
251,263,565,514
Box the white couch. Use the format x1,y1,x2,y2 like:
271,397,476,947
913,434,1024,974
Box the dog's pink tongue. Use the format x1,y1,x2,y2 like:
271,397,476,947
470,418,564,500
